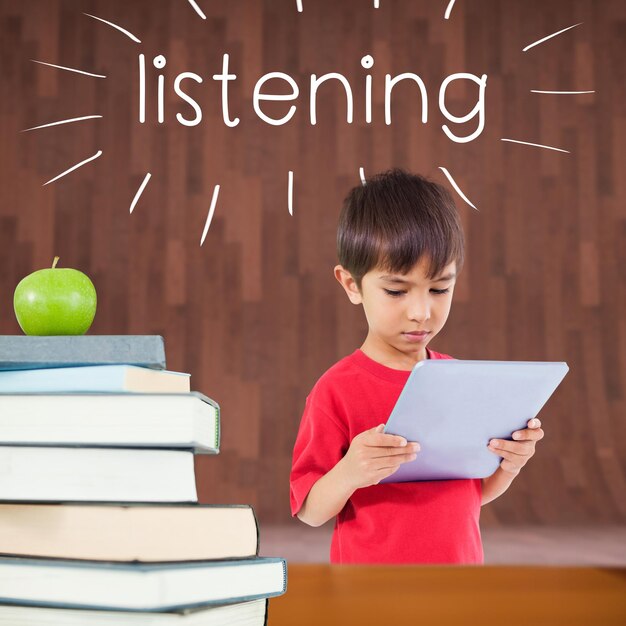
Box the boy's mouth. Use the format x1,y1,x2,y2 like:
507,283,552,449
403,331,430,342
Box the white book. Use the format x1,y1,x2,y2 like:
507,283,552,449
0,600,267,626
0,392,219,452
0,557,287,612
0,447,197,502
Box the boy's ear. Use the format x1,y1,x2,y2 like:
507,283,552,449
334,265,363,304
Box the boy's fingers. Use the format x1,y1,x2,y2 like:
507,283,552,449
489,437,533,451
361,425,395,441
493,449,528,466
366,431,410,447
488,447,525,460
376,452,419,470
371,444,420,458
377,465,402,479
512,428,544,441
488,440,531,456
528,418,542,428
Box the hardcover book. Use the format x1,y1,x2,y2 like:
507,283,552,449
0,503,258,561
0,556,287,612
0,599,268,626
0,447,197,503
0,392,219,452
0,336,166,371
0,365,190,394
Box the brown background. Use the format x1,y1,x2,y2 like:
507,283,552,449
0,0,624,526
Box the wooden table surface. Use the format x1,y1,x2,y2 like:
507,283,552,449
268,565,626,626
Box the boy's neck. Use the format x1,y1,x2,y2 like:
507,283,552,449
359,337,429,371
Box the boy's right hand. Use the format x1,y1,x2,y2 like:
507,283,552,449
339,424,420,489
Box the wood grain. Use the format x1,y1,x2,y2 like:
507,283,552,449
0,0,624,525
269,564,626,626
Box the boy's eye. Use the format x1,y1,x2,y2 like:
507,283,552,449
383,288,450,297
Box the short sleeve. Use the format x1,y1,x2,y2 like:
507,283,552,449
289,393,349,517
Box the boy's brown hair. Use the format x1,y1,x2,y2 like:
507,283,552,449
337,168,465,291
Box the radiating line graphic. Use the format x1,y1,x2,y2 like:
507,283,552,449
522,22,582,52
83,13,141,43
21,115,102,133
43,150,103,186
296,0,303,12
531,90,595,95
30,59,106,79
444,0,456,20
500,138,570,154
359,167,366,185
438,167,478,210
288,171,294,215
201,185,221,246
186,0,207,20
129,173,152,214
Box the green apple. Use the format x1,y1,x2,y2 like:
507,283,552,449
13,257,97,335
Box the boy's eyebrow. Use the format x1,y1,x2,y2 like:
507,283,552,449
379,272,456,284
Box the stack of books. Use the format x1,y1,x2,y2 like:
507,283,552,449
0,335,286,625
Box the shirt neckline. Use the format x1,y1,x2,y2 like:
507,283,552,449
351,347,432,384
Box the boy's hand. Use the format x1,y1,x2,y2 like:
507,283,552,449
487,418,545,476
340,424,420,490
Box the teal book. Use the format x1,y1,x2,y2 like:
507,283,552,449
0,365,190,393
0,336,166,371
0,556,287,612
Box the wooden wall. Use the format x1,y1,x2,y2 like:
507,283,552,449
0,0,624,525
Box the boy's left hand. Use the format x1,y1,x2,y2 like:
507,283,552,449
488,418,544,476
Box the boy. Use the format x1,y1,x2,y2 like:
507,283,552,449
289,169,544,564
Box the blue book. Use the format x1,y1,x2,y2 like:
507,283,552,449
0,365,190,394
0,556,287,612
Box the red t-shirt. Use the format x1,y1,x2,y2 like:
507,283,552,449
290,347,483,564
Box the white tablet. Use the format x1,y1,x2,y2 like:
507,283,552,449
382,359,569,482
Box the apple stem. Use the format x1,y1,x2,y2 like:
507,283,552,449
52,256,59,269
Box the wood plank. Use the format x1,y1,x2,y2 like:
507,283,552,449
269,564,626,626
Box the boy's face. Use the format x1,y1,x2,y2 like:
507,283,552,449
334,256,457,369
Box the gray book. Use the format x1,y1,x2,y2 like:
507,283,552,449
0,336,166,371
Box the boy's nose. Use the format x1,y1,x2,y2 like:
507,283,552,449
407,302,430,323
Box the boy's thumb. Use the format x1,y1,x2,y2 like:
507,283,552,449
374,424,385,433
